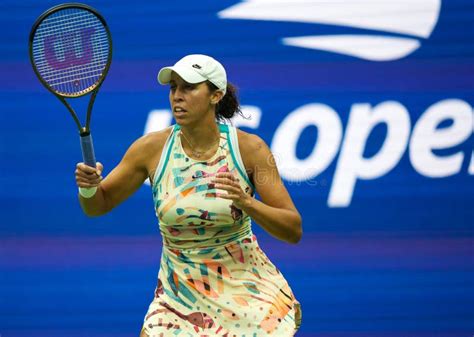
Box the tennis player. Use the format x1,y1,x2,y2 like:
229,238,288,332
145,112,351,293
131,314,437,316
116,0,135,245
75,54,302,336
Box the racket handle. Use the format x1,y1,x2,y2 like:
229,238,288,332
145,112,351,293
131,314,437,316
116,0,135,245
80,133,97,168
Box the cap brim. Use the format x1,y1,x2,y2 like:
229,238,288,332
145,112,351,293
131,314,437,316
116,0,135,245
157,65,207,85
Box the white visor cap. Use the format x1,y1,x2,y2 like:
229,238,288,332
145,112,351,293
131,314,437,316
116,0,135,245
157,54,227,95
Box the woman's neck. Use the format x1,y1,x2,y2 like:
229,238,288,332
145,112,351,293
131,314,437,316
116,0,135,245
179,120,220,152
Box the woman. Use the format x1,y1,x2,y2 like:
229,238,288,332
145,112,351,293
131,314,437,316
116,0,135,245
76,54,303,336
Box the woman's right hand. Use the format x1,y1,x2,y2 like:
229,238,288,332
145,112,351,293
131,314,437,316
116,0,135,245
75,162,104,188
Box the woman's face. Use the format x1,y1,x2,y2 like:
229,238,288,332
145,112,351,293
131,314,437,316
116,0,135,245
168,72,218,125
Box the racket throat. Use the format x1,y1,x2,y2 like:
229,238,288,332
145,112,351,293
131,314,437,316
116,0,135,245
80,128,91,137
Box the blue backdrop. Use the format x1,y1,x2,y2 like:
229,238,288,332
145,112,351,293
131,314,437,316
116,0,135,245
1,1,473,336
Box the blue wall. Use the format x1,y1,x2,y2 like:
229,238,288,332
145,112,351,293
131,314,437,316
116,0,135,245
1,1,473,336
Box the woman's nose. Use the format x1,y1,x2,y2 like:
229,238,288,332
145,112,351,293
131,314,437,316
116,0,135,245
172,88,184,101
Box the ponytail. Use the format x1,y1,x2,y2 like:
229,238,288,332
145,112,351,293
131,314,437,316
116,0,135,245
207,82,249,122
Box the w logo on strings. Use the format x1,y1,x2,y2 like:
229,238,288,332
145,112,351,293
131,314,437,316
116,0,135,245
44,27,96,69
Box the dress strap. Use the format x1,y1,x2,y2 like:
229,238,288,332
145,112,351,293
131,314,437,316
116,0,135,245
222,123,255,191
153,124,179,187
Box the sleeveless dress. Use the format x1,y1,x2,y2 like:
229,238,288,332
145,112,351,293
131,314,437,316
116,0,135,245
142,123,302,337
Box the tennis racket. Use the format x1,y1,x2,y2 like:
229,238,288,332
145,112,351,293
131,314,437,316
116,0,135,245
29,3,112,169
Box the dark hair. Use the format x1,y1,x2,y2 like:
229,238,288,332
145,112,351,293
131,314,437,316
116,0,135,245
206,82,249,122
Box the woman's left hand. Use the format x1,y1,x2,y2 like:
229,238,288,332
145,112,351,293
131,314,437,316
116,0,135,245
212,172,252,210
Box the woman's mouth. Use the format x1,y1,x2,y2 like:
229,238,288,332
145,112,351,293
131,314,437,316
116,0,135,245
173,107,187,117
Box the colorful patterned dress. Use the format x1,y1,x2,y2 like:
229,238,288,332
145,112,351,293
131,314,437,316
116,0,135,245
142,123,302,337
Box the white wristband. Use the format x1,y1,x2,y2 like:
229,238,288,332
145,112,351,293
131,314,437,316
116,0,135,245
79,186,98,198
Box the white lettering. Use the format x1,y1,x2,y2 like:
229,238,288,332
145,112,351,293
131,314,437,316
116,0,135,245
230,105,262,129
272,103,342,180
329,101,411,207
144,109,172,134
410,99,473,177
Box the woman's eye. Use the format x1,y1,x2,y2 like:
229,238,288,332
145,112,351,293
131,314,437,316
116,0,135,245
170,84,194,92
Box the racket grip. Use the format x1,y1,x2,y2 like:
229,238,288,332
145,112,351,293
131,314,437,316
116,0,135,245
80,133,97,168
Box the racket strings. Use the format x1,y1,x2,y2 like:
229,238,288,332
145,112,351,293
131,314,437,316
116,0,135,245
31,7,110,96
35,11,108,93
33,44,109,80
34,10,108,70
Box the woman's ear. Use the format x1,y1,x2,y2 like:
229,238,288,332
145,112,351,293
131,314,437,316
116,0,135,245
211,90,224,105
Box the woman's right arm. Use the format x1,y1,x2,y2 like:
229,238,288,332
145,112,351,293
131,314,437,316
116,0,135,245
75,130,169,216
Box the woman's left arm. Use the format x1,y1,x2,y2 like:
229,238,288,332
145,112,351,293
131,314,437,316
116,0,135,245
212,133,302,244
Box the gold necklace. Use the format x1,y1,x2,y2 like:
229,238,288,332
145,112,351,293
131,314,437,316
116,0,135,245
180,130,220,158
